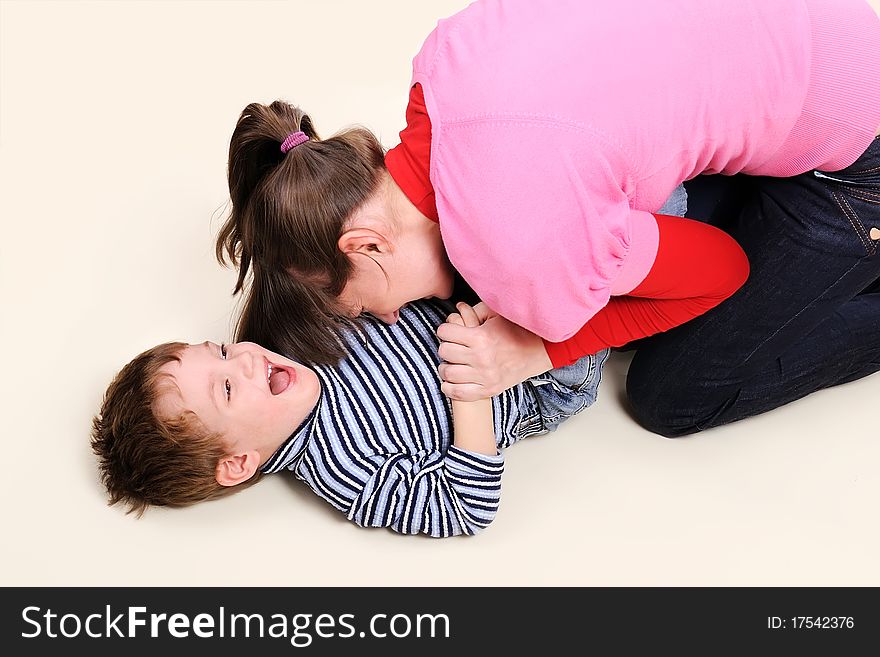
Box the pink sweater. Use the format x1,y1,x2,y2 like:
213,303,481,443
410,0,880,342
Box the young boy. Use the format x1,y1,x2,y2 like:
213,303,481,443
91,300,607,538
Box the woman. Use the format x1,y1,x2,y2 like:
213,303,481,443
217,0,880,435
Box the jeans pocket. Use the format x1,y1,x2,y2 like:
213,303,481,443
827,189,880,257
576,348,609,393
813,168,880,256
516,388,545,438
814,169,880,189
814,137,880,185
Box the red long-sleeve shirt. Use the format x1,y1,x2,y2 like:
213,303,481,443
385,84,749,368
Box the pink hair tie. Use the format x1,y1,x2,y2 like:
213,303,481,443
280,131,309,153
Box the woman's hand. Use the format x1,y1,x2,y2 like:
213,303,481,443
437,302,553,401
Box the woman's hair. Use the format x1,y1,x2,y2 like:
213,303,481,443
232,261,354,364
91,342,262,515
216,100,386,363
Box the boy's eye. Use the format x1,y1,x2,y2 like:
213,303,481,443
220,343,228,359
225,379,231,401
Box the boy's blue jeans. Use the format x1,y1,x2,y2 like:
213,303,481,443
515,348,610,438
627,137,880,436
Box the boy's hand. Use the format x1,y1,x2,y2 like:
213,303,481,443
442,301,483,329
437,302,553,401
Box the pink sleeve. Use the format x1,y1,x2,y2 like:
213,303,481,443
432,120,659,342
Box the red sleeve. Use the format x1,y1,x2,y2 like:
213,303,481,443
384,83,439,222
543,214,750,367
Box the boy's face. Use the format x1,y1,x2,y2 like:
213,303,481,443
157,342,321,461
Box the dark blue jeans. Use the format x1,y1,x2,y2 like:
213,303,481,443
626,137,880,437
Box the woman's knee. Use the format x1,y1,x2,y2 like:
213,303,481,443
625,349,731,438
625,370,697,437
626,363,749,437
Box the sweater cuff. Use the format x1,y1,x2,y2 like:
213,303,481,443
445,445,505,476
543,338,576,369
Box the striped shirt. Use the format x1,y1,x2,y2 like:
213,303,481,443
261,299,606,537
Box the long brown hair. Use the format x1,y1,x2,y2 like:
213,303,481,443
217,101,386,363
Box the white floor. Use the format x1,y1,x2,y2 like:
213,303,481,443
2,0,878,587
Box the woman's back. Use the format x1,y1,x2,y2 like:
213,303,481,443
411,0,880,340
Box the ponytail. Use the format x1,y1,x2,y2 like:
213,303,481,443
234,263,351,365
217,101,320,292
216,100,386,362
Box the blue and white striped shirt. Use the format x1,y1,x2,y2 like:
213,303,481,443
261,299,607,538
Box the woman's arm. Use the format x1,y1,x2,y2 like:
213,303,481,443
437,214,749,400
542,214,749,367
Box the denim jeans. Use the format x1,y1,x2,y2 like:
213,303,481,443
657,182,688,218
626,137,880,436
516,348,610,438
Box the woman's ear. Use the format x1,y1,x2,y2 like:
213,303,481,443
215,451,261,487
337,228,392,256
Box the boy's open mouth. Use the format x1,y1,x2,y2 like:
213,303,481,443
267,360,294,395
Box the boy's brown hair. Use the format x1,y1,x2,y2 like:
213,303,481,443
91,342,262,515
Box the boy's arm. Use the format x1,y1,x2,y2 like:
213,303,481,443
344,445,504,538
342,302,505,538
446,303,498,456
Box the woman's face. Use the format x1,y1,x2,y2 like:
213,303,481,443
337,221,456,323
335,174,457,323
